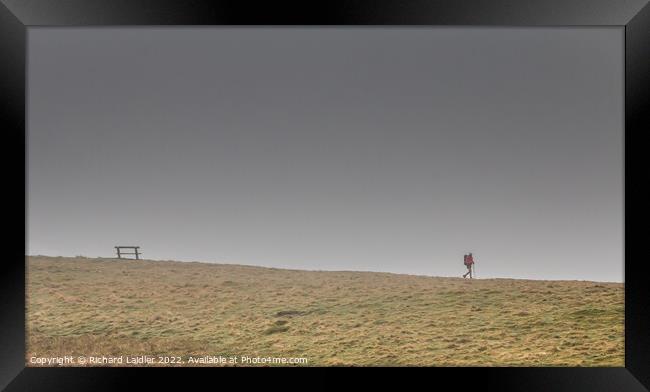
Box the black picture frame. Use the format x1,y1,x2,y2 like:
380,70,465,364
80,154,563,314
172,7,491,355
2,0,648,390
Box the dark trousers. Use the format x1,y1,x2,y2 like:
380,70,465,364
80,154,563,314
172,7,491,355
463,264,473,278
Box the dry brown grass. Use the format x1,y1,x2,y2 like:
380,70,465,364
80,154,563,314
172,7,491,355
26,256,623,366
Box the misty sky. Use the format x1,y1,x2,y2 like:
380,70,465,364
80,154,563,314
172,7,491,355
27,27,623,282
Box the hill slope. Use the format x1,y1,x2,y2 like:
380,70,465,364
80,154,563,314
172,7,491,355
26,256,623,366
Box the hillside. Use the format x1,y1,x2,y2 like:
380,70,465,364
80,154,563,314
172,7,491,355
26,256,624,366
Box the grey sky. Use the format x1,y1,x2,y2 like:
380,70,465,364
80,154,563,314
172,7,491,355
27,27,623,282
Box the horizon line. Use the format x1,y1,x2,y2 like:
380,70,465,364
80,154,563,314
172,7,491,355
25,254,624,284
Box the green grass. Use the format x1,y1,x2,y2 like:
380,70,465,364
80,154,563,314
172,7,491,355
26,256,624,366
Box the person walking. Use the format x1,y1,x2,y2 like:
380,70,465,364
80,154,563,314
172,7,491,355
463,252,475,278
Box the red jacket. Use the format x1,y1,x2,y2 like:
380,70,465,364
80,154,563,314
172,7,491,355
465,255,474,265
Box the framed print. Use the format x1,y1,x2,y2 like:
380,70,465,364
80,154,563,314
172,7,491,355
1,0,648,390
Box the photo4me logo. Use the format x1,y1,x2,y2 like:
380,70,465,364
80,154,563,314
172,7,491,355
29,355,309,366
182,356,309,365
239,356,308,365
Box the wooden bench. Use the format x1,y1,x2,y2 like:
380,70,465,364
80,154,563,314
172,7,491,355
114,246,141,260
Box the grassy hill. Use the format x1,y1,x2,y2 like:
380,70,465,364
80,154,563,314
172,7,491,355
26,256,623,366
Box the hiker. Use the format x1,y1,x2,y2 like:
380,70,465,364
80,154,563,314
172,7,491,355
463,252,475,278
